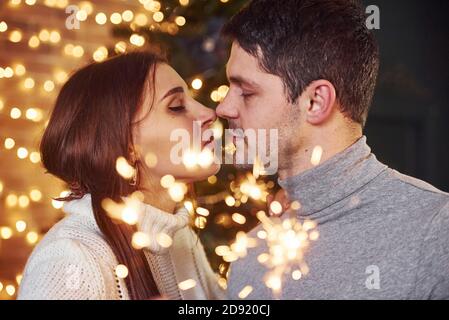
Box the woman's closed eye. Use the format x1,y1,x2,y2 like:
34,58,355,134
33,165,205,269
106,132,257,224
169,105,186,113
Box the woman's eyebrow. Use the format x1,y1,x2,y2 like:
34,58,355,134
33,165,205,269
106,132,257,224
159,86,184,102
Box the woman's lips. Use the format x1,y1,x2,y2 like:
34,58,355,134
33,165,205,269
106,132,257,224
202,136,215,150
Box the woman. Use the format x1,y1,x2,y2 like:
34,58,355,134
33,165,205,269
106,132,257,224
18,51,225,300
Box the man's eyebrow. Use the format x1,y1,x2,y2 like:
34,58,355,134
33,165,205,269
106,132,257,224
159,86,184,102
229,75,260,89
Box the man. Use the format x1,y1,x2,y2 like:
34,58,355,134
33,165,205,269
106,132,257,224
216,0,449,299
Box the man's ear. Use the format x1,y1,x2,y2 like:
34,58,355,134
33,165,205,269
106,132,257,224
302,80,337,125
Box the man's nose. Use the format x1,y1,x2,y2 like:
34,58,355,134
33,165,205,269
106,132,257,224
216,96,238,120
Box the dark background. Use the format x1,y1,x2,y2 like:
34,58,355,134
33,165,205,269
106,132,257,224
362,0,449,192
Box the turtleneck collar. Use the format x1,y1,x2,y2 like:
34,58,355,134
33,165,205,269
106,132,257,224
63,194,190,255
278,136,388,222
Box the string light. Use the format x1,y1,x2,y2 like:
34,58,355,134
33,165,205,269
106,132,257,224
10,107,21,119
178,279,196,291
0,227,13,240
15,220,27,233
191,78,203,90
0,21,8,33
115,264,129,279
95,12,107,25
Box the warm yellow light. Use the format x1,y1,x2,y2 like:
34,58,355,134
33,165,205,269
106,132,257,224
79,1,93,14
311,145,323,166
0,227,13,239
16,220,27,232
0,99,4,112
232,213,247,225
194,216,207,229
14,64,26,76
196,207,210,217
30,151,41,163
49,30,61,43
175,16,186,27
54,70,68,84
210,90,220,102
0,181,3,194
38,29,50,42
292,269,302,280
132,231,150,249
64,43,74,55
182,150,197,169
178,279,196,291
26,231,39,244
18,195,30,208
145,0,161,12
0,21,8,33
93,46,108,62
111,42,126,55
156,232,173,248
144,152,157,167
121,207,138,225
238,285,253,299
30,189,42,202
122,10,134,22
110,12,122,24
6,194,18,207
168,183,187,202
3,67,14,78
76,10,88,22
23,77,35,89
95,12,107,25
134,13,148,26
160,175,175,188
130,34,145,47
225,196,236,206
72,45,84,58
153,11,164,23
43,80,55,92
28,35,40,48
6,285,15,296
26,108,43,122
9,30,22,43
191,78,203,90
17,147,29,159
179,0,189,6
207,175,217,184
10,107,22,119
270,201,283,215
25,0,37,5
4,138,15,149
116,157,135,179
115,264,129,279
10,0,22,6
51,199,64,209
218,85,229,98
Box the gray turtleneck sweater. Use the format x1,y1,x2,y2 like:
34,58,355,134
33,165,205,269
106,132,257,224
228,137,449,300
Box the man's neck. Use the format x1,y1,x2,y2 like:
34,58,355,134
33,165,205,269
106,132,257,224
278,129,363,181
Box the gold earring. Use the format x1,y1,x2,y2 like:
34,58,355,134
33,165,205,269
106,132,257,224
130,164,138,186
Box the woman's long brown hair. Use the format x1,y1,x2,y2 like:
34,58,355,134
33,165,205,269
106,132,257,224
40,51,165,300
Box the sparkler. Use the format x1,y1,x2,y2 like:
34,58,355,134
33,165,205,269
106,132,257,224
255,210,319,298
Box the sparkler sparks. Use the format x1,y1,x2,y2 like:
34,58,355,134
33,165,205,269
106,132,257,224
255,210,319,298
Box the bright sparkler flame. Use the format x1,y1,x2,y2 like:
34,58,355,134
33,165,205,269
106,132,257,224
255,210,319,298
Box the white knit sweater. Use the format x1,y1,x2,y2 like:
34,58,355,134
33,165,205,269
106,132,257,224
18,194,226,300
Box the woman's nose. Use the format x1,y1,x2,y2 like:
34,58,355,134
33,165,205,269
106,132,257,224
198,105,217,128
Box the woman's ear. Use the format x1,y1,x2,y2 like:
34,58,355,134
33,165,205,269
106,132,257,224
303,80,337,125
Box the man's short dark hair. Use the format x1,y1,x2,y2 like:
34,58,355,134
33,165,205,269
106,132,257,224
222,0,379,126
